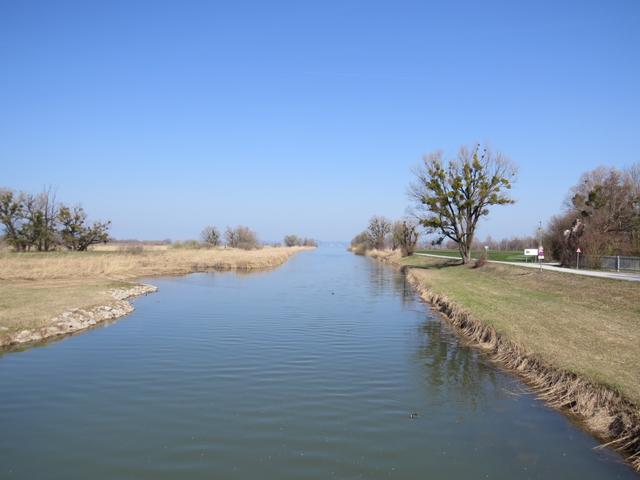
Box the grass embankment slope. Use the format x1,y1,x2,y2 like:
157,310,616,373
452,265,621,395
0,246,310,345
398,254,640,405
368,249,640,468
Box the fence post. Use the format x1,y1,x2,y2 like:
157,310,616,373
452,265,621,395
617,256,620,272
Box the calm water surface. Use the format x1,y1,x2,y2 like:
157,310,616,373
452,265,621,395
0,247,635,479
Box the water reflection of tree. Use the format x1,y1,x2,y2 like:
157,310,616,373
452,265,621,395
365,261,417,307
415,318,500,411
366,259,503,409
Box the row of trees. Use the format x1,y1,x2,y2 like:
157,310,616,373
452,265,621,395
350,216,419,257
200,225,259,250
200,227,318,249
0,188,110,251
283,235,317,247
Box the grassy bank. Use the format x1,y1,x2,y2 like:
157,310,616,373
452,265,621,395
416,248,529,262
367,249,640,468
399,254,640,404
0,246,310,346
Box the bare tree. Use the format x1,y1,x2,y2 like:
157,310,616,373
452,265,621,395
367,216,391,250
283,234,300,247
58,205,110,251
201,226,221,246
392,220,419,257
410,144,516,264
349,230,370,255
0,189,27,251
22,188,58,251
225,225,259,250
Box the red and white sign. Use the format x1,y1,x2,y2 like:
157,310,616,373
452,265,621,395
576,248,582,253
538,247,545,259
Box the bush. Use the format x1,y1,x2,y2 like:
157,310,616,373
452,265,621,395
350,230,370,255
284,234,299,247
367,216,391,250
284,235,317,247
201,226,221,246
225,226,259,250
392,220,419,257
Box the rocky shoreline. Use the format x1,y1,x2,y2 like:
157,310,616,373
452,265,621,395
0,284,158,348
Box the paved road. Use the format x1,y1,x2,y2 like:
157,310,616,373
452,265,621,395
415,253,640,282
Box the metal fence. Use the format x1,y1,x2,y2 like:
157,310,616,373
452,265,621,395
574,254,640,273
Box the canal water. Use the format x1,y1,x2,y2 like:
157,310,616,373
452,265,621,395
0,247,635,479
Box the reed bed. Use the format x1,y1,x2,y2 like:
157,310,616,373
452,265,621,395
0,246,310,282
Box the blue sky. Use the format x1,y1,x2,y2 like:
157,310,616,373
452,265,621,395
1,0,639,242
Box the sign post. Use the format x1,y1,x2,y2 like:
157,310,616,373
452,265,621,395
576,247,581,270
538,246,544,271
524,249,537,263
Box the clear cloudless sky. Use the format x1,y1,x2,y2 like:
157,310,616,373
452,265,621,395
1,0,639,242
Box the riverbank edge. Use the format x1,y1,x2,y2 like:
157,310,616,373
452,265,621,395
0,283,158,348
366,249,640,471
1,247,312,349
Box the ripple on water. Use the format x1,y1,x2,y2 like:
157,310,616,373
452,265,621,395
0,248,636,479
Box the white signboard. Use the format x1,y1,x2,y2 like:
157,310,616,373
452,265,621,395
524,249,538,256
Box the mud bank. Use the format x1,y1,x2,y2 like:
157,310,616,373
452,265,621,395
0,284,157,348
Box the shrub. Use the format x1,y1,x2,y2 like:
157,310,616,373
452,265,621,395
392,220,419,257
284,234,299,247
225,226,259,250
201,226,221,246
367,216,391,250
350,231,370,255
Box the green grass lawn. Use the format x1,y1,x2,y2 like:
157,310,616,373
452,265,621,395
416,248,533,262
401,254,640,405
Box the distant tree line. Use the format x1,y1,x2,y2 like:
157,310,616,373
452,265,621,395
0,188,110,251
283,235,317,247
196,225,260,250
350,216,419,257
197,227,318,250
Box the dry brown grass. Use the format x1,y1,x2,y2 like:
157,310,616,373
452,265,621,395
0,246,310,282
90,243,169,252
0,246,311,342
